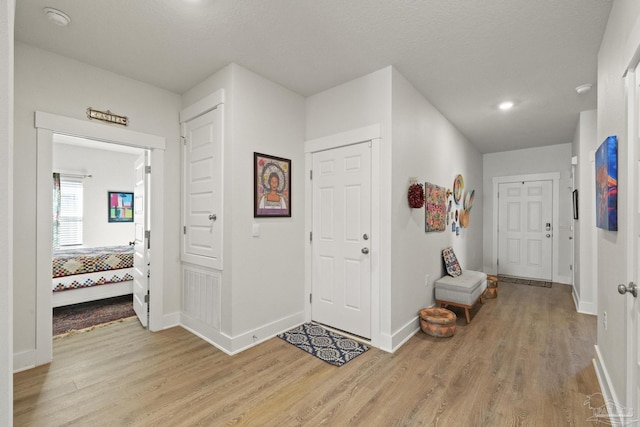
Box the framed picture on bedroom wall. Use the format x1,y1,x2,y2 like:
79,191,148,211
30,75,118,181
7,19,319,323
108,191,134,223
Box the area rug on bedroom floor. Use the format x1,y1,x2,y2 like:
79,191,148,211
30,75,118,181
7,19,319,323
53,294,136,336
498,275,552,288
278,323,369,367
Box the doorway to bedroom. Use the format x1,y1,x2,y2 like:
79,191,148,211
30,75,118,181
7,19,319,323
51,135,147,336
35,111,166,366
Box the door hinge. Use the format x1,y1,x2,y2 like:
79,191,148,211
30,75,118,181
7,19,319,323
181,136,187,145
310,294,312,303
145,165,151,174
145,230,151,249
310,170,313,180
310,231,312,242
183,226,187,234
144,293,149,303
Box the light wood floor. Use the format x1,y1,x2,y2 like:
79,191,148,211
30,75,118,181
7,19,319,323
15,281,604,426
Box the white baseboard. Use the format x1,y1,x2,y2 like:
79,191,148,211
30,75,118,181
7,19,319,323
13,350,36,373
572,287,597,315
180,311,305,356
390,317,420,353
593,344,626,423
162,312,181,329
228,311,305,354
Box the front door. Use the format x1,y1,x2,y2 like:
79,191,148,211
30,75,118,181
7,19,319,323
311,142,371,339
132,151,149,327
498,180,553,280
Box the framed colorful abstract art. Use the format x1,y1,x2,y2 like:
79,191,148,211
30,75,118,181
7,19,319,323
425,182,447,232
595,136,617,231
254,152,291,217
108,191,133,223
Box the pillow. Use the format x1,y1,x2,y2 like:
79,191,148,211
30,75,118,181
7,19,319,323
442,247,462,277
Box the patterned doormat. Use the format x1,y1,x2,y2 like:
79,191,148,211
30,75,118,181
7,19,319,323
498,275,552,288
278,323,369,367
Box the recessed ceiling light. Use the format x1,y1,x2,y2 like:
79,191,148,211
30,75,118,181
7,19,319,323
498,101,514,111
43,7,71,27
576,84,593,95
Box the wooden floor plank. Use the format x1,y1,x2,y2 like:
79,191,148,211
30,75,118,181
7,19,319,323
14,281,604,426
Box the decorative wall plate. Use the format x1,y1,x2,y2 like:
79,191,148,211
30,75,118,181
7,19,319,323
453,174,464,204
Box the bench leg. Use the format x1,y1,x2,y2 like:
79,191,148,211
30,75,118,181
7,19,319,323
464,308,471,324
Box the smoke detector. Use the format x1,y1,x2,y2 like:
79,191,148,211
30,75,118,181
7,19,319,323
43,7,71,27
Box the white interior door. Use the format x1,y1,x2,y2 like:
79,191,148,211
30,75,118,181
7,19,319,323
623,68,640,427
498,180,552,280
182,107,223,270
132,151,149,327
311,142,371,339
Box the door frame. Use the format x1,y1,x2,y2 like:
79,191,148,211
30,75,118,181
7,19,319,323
492,172,560,281
304,124,381,348
624,62,639,426
34,111,166,366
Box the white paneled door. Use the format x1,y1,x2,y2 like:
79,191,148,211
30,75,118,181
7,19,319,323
311,142,371,339
182,106,223,270
498,180,552,280
132,151,149,327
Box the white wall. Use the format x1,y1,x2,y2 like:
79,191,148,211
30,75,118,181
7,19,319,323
53,143,138,247
482,143,573,283
181,63,306,348
391,69,483,339
571,110,597,314
0,1,14,425
13,43,182,358
596,0,640,408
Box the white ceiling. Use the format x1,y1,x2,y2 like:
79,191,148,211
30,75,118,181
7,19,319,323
15,0,612,154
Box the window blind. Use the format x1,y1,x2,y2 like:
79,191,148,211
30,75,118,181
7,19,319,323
59,176,83,246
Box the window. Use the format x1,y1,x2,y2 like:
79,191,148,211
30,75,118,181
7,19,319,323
59,176,83,246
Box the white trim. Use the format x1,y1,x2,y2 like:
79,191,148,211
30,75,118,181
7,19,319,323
491,172,561,282
304,124,384,350
572,288,597,315
13,350,35,373
180,311,305,356
390,317,420,353
179,89,224,123
304,124,381,153
34,111,167,367
625,65,639,425
35,111,165,150
594,345,626,425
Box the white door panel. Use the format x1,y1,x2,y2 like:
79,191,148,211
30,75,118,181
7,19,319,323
498,180,552,280
182,107,223,270
132,151,149,327
312,142,371,339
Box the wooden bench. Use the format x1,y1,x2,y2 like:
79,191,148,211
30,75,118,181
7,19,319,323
435,270,487,323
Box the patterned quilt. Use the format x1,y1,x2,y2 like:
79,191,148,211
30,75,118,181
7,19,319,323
53,245,133,278
52,245,134,292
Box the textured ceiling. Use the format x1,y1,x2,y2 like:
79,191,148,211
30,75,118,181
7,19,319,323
15,0,612,153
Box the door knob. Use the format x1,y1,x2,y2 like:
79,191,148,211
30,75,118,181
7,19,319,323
361,247,369,254
209,214,217,221
546,234,551,238
618,282,638,298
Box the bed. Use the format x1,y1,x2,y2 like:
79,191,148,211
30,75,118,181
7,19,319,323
52,245,134,307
